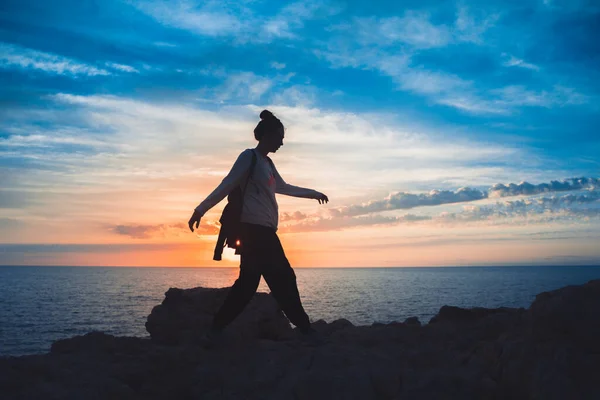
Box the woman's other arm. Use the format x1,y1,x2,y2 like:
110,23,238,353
194,149,253,217
272,162,328,203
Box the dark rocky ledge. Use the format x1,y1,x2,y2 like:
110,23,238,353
1,280,600,399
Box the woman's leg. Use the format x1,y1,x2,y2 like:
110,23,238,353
212,265,261,330
261,233,311,332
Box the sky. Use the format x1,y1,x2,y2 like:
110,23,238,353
1,0,599,267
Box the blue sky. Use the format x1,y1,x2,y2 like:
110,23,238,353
1,0,599,266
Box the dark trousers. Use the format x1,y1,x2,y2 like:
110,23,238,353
212,223,311,332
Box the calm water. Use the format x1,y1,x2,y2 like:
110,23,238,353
1,265,599,356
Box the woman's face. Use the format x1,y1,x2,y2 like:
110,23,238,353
265,127,284,153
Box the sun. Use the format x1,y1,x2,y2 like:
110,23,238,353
221,246,241,263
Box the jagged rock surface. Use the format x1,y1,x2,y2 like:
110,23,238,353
145,287,295,344
1,280,599,400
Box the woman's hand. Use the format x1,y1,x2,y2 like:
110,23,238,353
188,210,202,232
315,192,329,204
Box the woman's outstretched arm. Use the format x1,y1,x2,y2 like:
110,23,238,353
272,162,328,203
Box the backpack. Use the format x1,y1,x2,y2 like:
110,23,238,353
213,150,258,261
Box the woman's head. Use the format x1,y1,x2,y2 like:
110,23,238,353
254,110,284,153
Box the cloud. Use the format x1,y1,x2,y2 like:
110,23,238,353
153,41,178,48
318,41,587,115
397,69,470,96
262,1,341,40
193,68,296,102
435,95,509,115
320,56,479,114
315,45,503,114
2,92,529,246
281,190,600,232
315,7,590,115
438,84,589,115
217,72,274,102
502,54,540,71
270,62,286,70
106,62,139,73
534,192,600,207
278,177,600,232
0,243,192,254
489,177,599,197
0,218,23,229
133,0,340,42
0,42,110,76
541,0,600,11
3,88,598,244
1,126,118,150
439,192,600,224
281,211,308,222
281,214,430,233
453,6,500,44
354,12,451,49
111,222,218,239
0,190,32,208
34,93,521,191
494,193,600,220
133,0,246,37
329,187,487,218
352,7,497,49
271,85,318,106
491,85,588,108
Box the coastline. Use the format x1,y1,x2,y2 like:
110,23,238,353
2,279,599,399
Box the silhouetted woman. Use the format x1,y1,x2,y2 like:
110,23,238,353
188,110,328,341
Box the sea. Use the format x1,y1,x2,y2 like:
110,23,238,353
1,265,599,357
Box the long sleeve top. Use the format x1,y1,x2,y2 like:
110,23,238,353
195,148,319,230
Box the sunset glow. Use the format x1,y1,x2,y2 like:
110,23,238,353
1,1,599,267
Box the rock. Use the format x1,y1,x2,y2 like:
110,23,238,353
51,331,152,355
513,279,600,399
429,305,520,325
404,316,421,326
293,366,376,400
323,318,354,334
369,365,403,399
529,279,600,348
145,287,294,344
311,318,328,331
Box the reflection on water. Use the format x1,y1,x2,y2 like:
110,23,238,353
1,265,599,356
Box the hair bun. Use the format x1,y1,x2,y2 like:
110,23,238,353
260,110,275,120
